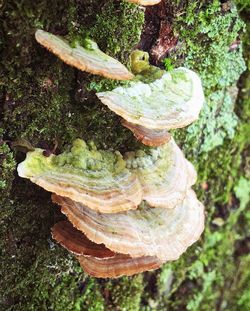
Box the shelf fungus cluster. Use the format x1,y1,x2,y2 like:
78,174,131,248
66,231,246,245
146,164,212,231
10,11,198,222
18,138,204,278
17,29,205,278
35,31,204,145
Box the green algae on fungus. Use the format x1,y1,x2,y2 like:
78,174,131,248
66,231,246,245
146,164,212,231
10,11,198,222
125,138,197,208
97,67,205,135
35,29,134,80
53,190,204,262
17,136,198,212
17,139,142,213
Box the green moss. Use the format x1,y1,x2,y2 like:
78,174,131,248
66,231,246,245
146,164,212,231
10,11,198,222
172,1,246,91
85,1,144,62
184,87,238,154
105,275,144,311
0,131,16,203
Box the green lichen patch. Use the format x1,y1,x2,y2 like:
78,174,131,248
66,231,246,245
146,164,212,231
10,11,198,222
185,87,239,154
171,1,246,91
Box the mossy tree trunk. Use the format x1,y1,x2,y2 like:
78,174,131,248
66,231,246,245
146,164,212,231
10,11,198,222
0,0,249,310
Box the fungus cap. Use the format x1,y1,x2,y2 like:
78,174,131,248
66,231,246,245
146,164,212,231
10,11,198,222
53,189,204,261
35,29,134,80
126,0,161,6
52,220,162,278
97,67,205,130
77,254,162,278
17,139,142,213
51,221,115,258
125,138,197,208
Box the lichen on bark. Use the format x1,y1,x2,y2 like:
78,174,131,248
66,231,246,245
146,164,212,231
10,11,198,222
0,0,249,310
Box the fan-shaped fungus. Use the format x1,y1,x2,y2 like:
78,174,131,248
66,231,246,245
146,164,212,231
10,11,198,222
97,50,204,146
52,190,204,261
17,139,142,213
125,138,197,208
97,66,204,130
35,29,134,80
76,253,162,278
126,0,161,6
15,10,206,279
52,220,162,278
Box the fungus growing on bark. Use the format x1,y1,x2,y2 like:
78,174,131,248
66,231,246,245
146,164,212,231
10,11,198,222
125,138,197,208
97,52,204,145
52,189,204,261
17,138,204,277
126,0,161,6
97,66,204,130
17,139,142,213
51,220,115,257
52,220,162,278
35,29,133,80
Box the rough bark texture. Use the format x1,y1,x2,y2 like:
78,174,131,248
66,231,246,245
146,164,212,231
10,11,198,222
0,0,249,310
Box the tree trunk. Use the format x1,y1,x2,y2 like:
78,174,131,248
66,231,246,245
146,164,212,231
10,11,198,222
0,0,249,310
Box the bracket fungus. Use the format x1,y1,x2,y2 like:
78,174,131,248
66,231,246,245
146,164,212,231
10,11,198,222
125,138,197,208
35,29,134,80
15,3,206,279
17,139,142,213
97,66,204,129
51,221,115,258
126,0,161,6
17,136,205,277
97,50,204,146
52,221,162,278
77,253,162,279
52,190,204,262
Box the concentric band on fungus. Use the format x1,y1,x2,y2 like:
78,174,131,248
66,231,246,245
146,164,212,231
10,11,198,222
53,190,204,261
52,220,162,278
35,29,134,80
97,67,204,130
